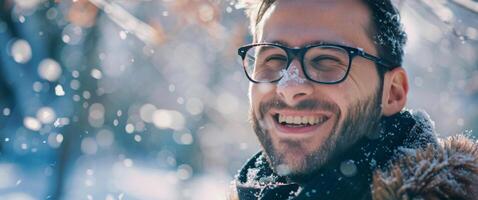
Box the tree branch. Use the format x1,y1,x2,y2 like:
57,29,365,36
450,0,478,14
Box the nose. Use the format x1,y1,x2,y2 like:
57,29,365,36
276,60,314,106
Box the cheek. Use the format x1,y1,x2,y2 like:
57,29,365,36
249,83,276,107
327,84,353,121
347,64,380,98
336,66,379,103
248,84,253,104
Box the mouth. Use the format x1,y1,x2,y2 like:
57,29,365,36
270,112,331,136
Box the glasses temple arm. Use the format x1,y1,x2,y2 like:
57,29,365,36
359,51,396,69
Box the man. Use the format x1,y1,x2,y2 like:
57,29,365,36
231,0,478,199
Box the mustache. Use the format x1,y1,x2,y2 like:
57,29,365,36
258,97,340,119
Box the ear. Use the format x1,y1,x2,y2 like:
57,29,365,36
381,67,408,116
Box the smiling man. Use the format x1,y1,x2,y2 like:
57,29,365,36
230,0,478,200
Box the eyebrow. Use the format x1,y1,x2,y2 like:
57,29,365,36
255,45,284,57
266,39,353,48
266,40,289,46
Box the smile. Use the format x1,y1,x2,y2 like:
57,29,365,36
276,114,328,125
270,111,331,136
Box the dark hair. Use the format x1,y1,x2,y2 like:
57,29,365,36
242,0,407,72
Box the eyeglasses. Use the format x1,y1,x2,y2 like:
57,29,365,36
238,43,396,84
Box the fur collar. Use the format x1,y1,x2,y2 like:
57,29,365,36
373,135,478,200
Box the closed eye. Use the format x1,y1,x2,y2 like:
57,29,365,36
265,55,287,62
311,55,343,64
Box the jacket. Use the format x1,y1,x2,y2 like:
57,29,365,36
230,110,478,200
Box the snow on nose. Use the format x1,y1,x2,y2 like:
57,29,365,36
277,65,305,87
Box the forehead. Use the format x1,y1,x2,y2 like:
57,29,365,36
257,0,375,52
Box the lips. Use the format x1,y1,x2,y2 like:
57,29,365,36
271,112,331,135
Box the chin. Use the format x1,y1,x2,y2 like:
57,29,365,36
264,116,341,178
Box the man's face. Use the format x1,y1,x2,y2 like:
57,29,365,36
249,0,384,181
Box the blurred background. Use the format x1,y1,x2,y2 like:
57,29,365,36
0,0,476,199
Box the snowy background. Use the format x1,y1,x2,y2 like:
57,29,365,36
0,0,476,199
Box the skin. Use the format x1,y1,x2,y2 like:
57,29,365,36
248,0,409,183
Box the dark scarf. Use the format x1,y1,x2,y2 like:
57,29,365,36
234,110,438,200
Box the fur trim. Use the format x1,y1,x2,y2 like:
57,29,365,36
403,109,438,149
372,135,478,200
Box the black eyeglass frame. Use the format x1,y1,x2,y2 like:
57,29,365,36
238,42,396,84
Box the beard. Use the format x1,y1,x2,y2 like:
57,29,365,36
250,86,383,183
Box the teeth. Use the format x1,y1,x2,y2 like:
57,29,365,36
301,116,309,124
277,114,326,125
308,117,315,125
286,116,294,124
